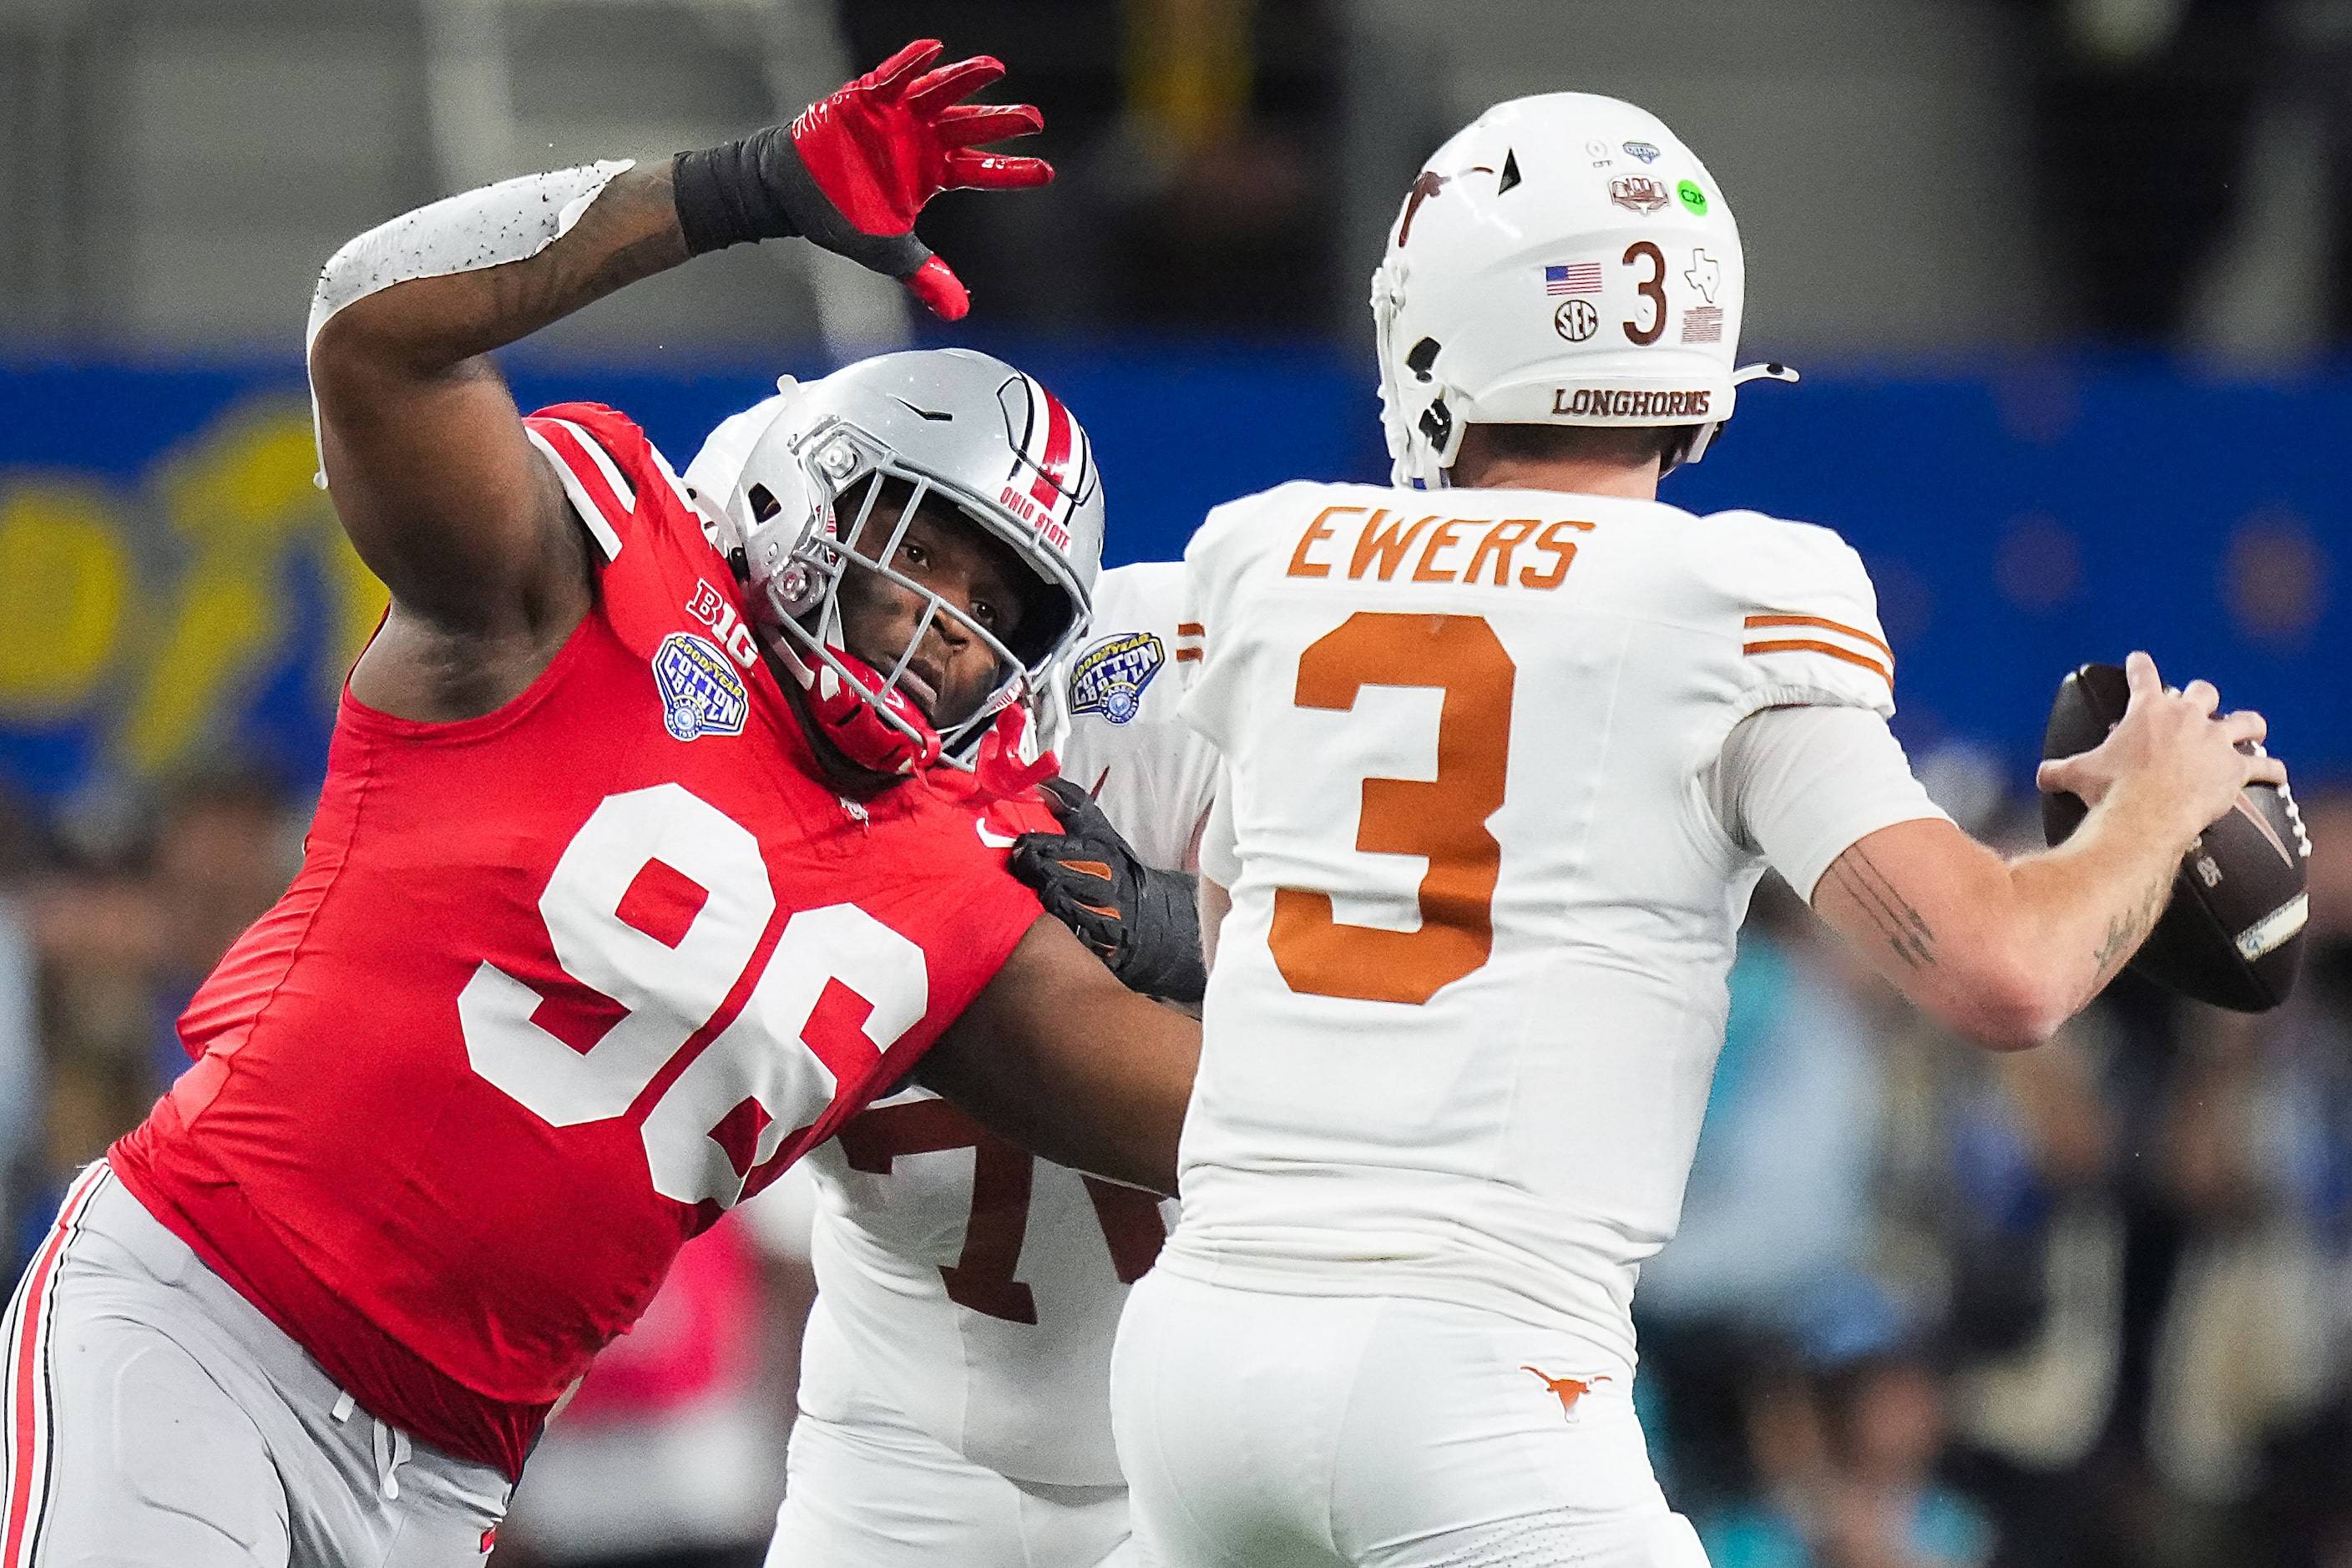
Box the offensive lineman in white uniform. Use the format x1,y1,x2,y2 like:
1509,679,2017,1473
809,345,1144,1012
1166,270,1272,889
771,564,1211,1568
687,402,1218,1568
1109,94,2289,1567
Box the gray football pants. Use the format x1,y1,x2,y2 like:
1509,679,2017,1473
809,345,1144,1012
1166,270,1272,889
0,1163,511,1567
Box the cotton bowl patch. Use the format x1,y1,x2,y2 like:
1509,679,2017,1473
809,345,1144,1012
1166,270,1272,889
653,632,749,741
1068,631,1165,724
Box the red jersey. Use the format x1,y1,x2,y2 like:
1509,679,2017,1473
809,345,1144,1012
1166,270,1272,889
109,403,1044,1479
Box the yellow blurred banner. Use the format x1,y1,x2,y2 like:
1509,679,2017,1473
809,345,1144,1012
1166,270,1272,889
0,397,388,787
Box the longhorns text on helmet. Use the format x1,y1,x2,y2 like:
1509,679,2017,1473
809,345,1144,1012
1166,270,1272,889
1372,93,1798,489
698,348,1105,775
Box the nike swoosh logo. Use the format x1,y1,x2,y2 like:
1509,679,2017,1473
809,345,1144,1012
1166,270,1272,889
976,819,1019,849
893,398,953,422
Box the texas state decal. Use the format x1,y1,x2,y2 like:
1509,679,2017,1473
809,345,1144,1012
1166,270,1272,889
653,632,749,741
1067,631,1165,724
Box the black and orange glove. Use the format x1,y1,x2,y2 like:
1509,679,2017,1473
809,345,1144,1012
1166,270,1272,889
1009,777,1206,1005
672,39,1052,320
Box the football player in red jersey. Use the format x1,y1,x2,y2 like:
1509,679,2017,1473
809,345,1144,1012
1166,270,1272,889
0,42,1197,1568
674,391,1212,1568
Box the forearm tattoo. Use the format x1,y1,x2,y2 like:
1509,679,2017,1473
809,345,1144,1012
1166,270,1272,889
2092,867,2173,984
1825,846,1936,970
569,166,689,296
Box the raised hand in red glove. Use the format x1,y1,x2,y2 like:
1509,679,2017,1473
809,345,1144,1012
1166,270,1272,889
794,40,1051,317
671,39,1052,321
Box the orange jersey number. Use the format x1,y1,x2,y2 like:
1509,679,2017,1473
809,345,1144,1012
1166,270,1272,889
1268,611,1516,1005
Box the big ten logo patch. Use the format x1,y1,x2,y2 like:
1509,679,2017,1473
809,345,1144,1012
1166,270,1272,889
652,633,750,742
685,579,758,668
0,397,388,787
1067,630,1165,724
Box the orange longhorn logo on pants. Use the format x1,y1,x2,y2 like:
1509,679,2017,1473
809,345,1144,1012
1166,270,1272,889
1522,1366,1611,1419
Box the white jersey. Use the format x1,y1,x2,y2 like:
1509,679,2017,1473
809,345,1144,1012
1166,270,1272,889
1169,480,1916,1367
1056,561,1220,866
796,564,1215,1487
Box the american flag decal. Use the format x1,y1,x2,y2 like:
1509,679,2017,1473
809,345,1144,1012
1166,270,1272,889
1545,263,1603,296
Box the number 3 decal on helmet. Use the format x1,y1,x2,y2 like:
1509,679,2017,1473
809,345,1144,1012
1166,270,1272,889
1622,241,1667,346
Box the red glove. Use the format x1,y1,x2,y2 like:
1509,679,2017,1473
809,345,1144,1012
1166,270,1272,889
672,40,1052,321
792,41,1051,319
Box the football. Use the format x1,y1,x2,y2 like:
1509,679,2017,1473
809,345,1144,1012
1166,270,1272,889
2041,663,2311,1012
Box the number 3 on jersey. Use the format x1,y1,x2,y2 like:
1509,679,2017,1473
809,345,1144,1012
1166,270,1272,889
1268,612,1517,1006
459,783,927,1208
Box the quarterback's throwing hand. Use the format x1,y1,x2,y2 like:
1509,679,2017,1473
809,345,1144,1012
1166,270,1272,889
1011,777,1207,1005
2036,650,2285,835
673,39,1052,321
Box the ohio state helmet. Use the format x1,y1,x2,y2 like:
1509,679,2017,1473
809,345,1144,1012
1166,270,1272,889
1372,93,1797,488
684,349,1103,776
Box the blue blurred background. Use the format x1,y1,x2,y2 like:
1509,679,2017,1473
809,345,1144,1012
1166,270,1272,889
3,352,2339,809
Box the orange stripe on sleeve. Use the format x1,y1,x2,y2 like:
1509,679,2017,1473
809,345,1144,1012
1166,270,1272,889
1175,648,1202,663
1743,613,1894,663
1742,638,1893,685
1176,622,1204,637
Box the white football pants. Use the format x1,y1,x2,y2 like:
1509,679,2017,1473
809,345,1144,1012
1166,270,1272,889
1,1162,512,1568
766,1313,1133,1568
1110,1269,1710,1568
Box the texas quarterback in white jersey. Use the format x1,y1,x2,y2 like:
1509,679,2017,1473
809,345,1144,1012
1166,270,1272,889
770,564,1212,1568
690,395,1217,1566
1108,93,2288,1568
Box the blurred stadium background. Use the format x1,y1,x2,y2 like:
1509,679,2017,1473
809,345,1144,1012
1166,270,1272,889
1,1,2348,1565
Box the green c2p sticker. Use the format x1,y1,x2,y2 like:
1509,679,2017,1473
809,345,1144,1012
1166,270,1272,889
1677,180,1707,215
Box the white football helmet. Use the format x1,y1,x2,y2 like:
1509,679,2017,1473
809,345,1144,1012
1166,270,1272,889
1372,93,1797,488
685,348,1103,775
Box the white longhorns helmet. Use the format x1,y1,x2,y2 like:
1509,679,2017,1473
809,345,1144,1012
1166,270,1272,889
685,348,1103,774
1372,93,1796,488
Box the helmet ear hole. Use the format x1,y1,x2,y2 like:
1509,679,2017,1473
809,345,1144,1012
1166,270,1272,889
746,483,783,524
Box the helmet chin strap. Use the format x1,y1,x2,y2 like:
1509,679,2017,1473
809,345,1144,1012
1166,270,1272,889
1372,260,1473,490
1735,362,1801,389
812,646,945,778
1667,362,1802,475
766,625,945,779
1371,261,1430,489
